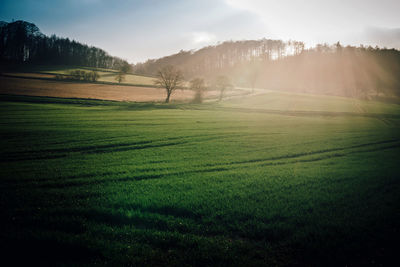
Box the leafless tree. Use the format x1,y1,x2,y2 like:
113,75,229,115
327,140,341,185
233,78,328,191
154,65,184,103
190,78,206,103
215,75,231,101
115,72,125,83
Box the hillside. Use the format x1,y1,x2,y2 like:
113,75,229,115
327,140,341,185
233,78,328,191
133,40,400,99
0,20,128,70
0,65,247,102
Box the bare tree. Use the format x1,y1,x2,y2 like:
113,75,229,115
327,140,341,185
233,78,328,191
115,72,125,83
115,62,131,83
215,75,231,101
190,78,206,103
154,65,184,103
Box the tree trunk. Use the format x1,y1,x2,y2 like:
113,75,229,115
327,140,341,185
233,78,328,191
165,90,171,103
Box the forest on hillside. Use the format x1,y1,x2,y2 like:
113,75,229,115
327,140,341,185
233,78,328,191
0,20,128,70
1,20,399,99
133,40,400,99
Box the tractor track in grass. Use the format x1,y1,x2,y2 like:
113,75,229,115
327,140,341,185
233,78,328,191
3,133,229,156
1,133,239,162
218,139,400,166
14,139,400,189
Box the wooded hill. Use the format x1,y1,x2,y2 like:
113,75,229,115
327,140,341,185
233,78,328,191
2,20,399,99
133,40,400,99
0,20,128,70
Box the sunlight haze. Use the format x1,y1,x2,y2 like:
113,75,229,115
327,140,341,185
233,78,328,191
1,1,400,266
1,0,400,62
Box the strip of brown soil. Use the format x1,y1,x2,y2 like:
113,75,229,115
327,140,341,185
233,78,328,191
0,76,225,102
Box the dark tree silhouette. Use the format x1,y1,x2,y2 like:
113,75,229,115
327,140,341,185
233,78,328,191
0,20,129,70
115,72,125,83
154,65,184,103
119,61,132,73
190,78,206,103
215,75,231,101
115,61,132,83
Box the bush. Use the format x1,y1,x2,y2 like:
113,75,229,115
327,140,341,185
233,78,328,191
192,90,203,103
66,70,100,82
69,70,82,80
55,74,64,80
90,71,100,82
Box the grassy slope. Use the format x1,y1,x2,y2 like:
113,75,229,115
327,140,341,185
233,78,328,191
41,66,155,86
2,64,156,86
0,92,399,266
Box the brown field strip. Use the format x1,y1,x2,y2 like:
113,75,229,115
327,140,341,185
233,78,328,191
0,76,228,102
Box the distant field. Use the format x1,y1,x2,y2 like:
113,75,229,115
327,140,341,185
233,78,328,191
222,91,400,115
0,76,243,102
0,64,248,102
1,93,399,265
42,67,156,86
2,64,156,86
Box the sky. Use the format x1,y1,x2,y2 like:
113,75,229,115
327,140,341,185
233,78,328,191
1,0,400,63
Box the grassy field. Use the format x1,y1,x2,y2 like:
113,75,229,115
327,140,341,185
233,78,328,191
0,76,242,102
1,64,157,86
0,65,247,102
1,92,399,266
43,67,155,86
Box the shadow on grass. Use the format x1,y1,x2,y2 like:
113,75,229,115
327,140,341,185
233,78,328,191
0,236,103,265
10,138,400,191
370,95,400,105
2,139,188,162
0,94,121,106
122,102,183,110
0,94,215,111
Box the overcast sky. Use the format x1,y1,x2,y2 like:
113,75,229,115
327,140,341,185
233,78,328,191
1,0,399,63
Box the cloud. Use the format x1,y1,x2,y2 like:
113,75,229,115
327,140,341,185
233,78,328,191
362,27,400,49
223,0,270,24
223,0,400,48
191,31,217,45
224,0,258,12
222,0,332,41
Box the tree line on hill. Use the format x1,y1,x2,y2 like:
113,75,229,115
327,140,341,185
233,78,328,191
134,39,305,76
2,20,399,100
0,20,128,70
134,40,400,99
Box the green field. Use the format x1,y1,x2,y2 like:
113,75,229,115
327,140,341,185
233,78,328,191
41,67,155,86
3,64,156,86
1,92,399,266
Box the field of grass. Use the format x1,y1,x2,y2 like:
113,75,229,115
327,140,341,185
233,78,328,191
1,92,399,266
0,65,250,103
38,65,156,86
0,76,238,103
1,64,156,86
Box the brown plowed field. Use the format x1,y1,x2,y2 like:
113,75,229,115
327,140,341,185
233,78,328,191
0,75,228,102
